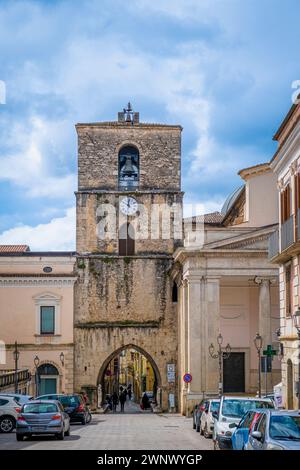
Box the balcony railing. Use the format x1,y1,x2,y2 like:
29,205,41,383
268,229,279,259
281,215,294,251
0,369,31,389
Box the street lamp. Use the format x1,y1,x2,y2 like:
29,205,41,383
13,341,20,393
254,333,263,398
293,309,300,409
34,355,40,396
209,333,231,397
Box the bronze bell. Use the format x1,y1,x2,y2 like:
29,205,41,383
123,155,135,176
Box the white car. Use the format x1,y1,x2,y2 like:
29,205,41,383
212,396,274,450
200,399,220,438
0,396,21,433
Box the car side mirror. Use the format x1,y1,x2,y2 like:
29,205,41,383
229,422,237,429
251,431,262,441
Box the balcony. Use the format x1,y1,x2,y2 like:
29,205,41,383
281,215,294,251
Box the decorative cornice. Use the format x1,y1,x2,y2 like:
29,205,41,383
0,277,76,287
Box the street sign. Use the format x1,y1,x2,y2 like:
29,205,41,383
183,373,192,383
167,364,175,383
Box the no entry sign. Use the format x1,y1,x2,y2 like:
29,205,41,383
183,373,192,383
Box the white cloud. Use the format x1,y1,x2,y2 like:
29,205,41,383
0,207,75,251
0,116,76,199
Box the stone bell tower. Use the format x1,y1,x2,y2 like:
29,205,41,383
74,103,183,410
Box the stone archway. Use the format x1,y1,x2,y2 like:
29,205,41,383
97,344,162,409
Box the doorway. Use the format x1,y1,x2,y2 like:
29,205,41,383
223,352,245,393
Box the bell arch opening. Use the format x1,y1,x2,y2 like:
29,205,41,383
118,145,139,190
97,344,162,409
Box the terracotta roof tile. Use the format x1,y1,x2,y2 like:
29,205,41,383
184,212,223,225
0,245,30,253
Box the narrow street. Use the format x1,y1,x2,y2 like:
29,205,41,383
0,402,213,450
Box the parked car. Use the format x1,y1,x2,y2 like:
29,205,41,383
231,410,263,450
0,393,34,405
212,396,274,450
0,396,21,433
192,400,205,432
36,393,90,424
200,399,220,438
246,409,300,450
16,400,70,441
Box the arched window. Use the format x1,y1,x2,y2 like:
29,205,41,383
37,363,59,376
172,282,178,303
119,223,135,256
118,145,139,190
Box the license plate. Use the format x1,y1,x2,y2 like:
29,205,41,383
31,427,46,432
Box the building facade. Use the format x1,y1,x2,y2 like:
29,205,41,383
173,163,281,415
269,99,300,409
0,246,75,396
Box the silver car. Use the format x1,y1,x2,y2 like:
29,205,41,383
247,409,300,450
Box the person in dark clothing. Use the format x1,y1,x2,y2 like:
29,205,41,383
141,392,150,410
112,392,119,412
119,389,127,412
127,387,132,401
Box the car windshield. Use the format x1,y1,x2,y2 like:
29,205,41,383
59,396,80,407
23,403,58,414
270,415,300,440
222,400,273,418
210,401,220,413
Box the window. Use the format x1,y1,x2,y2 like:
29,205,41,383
281,184,292,223
257,414,267,441
40,306,55,334
118,145,139,190
0,399,9,406
119,223,135,256
285,265,293,317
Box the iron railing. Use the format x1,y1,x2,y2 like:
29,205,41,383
281,215,294,251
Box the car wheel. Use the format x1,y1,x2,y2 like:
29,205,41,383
56,429,65,440
16,434,24,441
0,416,15,433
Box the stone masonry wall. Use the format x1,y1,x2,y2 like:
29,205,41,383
76,123,181,191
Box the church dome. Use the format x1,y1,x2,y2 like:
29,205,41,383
221,185,245,216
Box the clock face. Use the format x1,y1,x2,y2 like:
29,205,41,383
120,196,138,215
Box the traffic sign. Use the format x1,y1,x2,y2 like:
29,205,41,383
183,373,192,383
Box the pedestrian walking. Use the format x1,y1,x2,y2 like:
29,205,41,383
112,391,119,412
119,389,127,412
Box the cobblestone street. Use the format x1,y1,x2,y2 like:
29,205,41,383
0,402,213,450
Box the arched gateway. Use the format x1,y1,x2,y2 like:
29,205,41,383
74,105,182,411
97,344,162,408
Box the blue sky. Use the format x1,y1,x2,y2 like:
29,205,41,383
0,0,299,249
